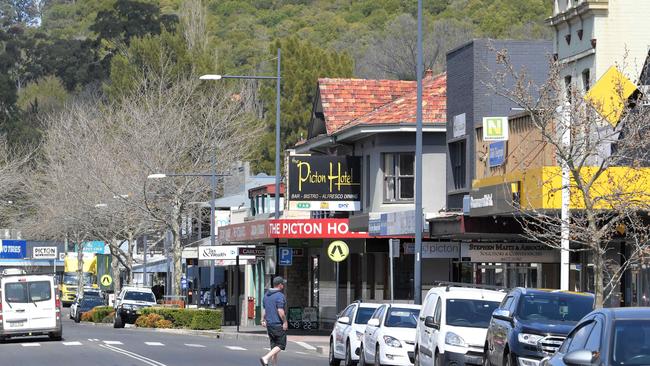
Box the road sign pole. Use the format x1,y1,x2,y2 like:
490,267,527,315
335,261,339,315
389,242,394,302
236,254,240,333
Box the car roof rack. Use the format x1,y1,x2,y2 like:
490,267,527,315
433,281,509,292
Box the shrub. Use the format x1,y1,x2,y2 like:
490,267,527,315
91,306,114,323
190,310,221,330
140,307,222,330
102,315,114,323
155,319,173,328
81,312,93,322
135,313,163,328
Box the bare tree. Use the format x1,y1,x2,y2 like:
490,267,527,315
488,49,650,307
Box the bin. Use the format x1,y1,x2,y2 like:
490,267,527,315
223,305,237,325
247,297,255,319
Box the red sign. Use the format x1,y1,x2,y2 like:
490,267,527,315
218,221,269,243
268,219,369,239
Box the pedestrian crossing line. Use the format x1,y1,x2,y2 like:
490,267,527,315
225,346,247,351
21,343,40,347
295,341,317,351
88,338,100,342
62,341,83,346
103,341,123,345
295,351,308,355
145,342,164,346
185,344,206,348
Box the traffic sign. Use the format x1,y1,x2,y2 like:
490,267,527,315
181,276,188,290
100,274,113,286
327,240,349,262
279,247,292,266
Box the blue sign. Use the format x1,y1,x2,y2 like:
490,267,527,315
489,141,506,167
181,275,188,290
78,241,106,254
0,240,27,259
279,247,292,266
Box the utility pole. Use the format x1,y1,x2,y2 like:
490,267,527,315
274,47,282,277
414,0,424,305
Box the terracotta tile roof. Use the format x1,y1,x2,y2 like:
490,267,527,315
318,78,416,134
317,71,447,135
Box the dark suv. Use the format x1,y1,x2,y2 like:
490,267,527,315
484,288,594,366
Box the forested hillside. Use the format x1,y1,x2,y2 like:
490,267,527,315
1,0,552,172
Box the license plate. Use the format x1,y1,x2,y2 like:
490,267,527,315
9,321,25,328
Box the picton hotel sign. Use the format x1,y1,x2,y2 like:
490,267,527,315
288,156,361,211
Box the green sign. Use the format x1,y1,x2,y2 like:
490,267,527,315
482,117,509,141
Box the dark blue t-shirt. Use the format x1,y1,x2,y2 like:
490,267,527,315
263,289,286,325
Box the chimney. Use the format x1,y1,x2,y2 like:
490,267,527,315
424,69,434,79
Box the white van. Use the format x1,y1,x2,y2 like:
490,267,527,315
0,274,62,341
414,284,505,366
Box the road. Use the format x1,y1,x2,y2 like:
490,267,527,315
0,308,328,366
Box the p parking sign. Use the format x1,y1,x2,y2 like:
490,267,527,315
482,117,509,141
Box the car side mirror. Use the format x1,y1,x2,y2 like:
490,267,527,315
424,316,439,330
492,309,513,322
367,318,380,327
337,316,351,325
563,350,597,366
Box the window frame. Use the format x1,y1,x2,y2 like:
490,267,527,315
382,152,415,203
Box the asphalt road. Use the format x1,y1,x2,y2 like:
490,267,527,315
0,308,328,366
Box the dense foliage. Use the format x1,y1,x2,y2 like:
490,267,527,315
0,0,552,170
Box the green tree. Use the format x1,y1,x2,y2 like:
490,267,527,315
255,37,353,173
17,75,69,113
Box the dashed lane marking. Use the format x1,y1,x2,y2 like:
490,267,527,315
21,343,40,347
88,338,100,342
294,341,317,351
103,341,123,345
62,341,83,346
295,351,308,355
225,346,247,351
185,344,206,348
145,342,164,346
99,344,166,366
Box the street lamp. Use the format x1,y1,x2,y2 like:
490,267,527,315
147,171,230,307
200,48,282,279
414,0,424,305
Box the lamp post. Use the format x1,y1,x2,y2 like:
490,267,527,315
414,0,424,305
148,171,230,306
200,48,282,278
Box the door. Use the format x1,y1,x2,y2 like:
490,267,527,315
418,293,437,365
2,279,30,331
365,305,386,361
421,297,442,366
27,280,56,329
335,305,355,357
490,295,515,365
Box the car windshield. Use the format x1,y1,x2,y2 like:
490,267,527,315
124,291,155,302
518,293,593,322
4,281,51,303
355,307,377,324
612,320,650,365
81,297,105,309
446,299,500,328
63,272,94,286
385,308,420,328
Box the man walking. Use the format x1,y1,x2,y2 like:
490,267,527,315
260,276,288,366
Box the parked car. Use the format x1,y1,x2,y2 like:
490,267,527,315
70,287,104,319
415,284,506,366
542,307,650,366
330,301,382,366
360,304,421,366
71,295,106,323
0,273,62,342
113,286,156,328
484,289,594,366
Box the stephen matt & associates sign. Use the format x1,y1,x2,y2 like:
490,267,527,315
288,155,361,211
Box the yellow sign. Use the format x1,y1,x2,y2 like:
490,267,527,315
585,66,637,127
100,274,113,286
327,240,349,262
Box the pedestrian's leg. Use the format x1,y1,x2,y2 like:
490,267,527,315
262,346,281,365
271,352,279,366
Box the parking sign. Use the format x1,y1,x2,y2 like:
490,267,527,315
279,247,292,266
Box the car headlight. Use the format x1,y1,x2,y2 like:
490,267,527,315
518,333,545,346
356,331,364,341
383,335,402,348
445,332,466,347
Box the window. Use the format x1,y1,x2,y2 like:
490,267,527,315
28,281,51,302
612,320,650,365
355,307,378,324
582,69,591,91
123,291,155,303
365,155,371,208
584,318,602,351
501,296,514,310
566,320,595,353
449,141,466,190
518,293,594,322
565,76,573,103
433,298,442,325
5,282,28,303
446,299,501,328
383,153,414,202
385,307,420,328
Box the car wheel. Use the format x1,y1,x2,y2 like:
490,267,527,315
330,339,341,366
113,313,124,329
74,312,81,323
345,340,356,366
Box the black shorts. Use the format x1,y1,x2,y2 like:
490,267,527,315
267,324,287,350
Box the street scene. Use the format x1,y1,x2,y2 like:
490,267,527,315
1,0,650,365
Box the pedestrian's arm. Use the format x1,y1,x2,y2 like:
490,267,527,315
277,307,288,329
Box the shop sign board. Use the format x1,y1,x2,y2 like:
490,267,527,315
489,141,506,167
238,247,265,256
0,240,26,259
198,245,256,261
218,220,269,243
279,247,292,266
403,242,460,258
482,117,509,141
265,246,276,275
469,184,516,217
288,156,361,211
452,113,466,138
462,242,560,263
268,219,369,239
33,246,57,259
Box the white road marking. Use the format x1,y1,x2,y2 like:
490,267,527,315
21,343,40,347
225,346,247,351
88,338,100,342
185,344,206,348
295,351,308,355
295,341,317,351
145,342,164,346
63,341,83,346
99,344,167,366
264,347,271,351
103,340,123,345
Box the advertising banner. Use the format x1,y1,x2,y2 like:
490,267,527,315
0,240,26,259
462,242,560,263
403,242,460,259
288,155,361,211
32,246,57,259
198,246,256,261
489,141,506,167
268,219,369,239
482,117,509,141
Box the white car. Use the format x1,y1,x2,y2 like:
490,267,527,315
113,286,157,328
0,273,62,341
414,284,506,366
360,304,421,366
330,301,382,366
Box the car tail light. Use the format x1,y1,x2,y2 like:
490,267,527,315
55,293,61,311
0,299,3,321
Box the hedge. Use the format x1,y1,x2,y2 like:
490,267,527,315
80,306,114,323
139,307,222,330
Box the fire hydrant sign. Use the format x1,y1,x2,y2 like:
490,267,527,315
33,246,57,259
